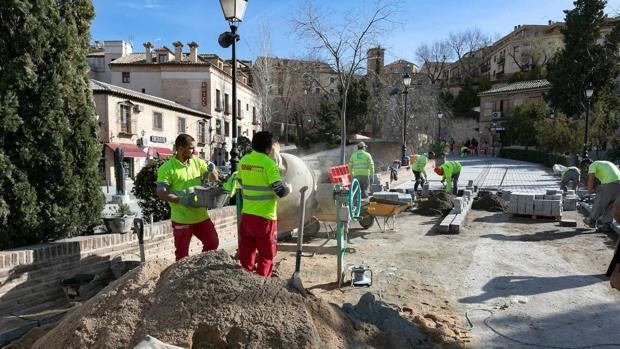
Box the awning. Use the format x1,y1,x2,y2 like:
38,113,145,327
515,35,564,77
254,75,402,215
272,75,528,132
149,146,174,158
105,143,147,158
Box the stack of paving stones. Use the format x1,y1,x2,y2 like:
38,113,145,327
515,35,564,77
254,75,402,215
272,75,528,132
438,180,477,234
372,191,413,205
508,189,563,219
562,190,578,211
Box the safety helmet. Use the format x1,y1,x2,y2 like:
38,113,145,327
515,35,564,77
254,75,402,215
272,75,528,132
434,167,444,176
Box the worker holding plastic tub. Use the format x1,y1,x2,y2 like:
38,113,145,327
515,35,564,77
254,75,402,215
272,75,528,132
237,131,291,277
411,152,435,192
582,159,620,233
156,134,220,261
434,160,462,195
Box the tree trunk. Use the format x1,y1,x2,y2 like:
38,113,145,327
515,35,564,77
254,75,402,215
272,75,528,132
340,89,348,165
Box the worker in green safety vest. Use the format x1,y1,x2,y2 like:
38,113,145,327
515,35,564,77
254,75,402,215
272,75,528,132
156,134,219,261
411,152,435,192
348,142,374,198
557,165,580,191
237,131,291,277
582,159,620,232
434,160,462,195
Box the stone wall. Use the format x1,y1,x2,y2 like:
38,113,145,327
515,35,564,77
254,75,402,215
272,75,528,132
0,206,238,316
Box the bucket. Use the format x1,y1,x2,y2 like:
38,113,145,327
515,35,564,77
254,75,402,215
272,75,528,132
194,186,229,208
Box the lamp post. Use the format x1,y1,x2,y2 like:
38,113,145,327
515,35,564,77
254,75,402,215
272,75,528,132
401,73,412,164
583,83,594,159
218,0,248,172
437,112,443,141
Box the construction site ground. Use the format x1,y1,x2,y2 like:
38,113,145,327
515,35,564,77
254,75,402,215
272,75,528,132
275,156,620,348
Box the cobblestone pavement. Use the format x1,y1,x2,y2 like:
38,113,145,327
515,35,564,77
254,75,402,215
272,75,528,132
396,155,561,194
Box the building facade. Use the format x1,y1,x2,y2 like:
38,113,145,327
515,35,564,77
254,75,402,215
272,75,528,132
91,79,212,185
478,79,551,144
89,40,261,155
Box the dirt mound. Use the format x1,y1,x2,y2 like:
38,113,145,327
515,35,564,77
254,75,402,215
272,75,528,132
32,251,396,349
415,191,454,216
472,191,507,212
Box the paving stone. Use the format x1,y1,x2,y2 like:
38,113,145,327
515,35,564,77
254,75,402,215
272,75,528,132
544,194,563,201
560,219,577,227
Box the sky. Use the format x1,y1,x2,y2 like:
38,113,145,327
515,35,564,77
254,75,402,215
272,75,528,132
91,0,620,65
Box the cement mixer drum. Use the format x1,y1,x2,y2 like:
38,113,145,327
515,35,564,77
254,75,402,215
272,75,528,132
276,153,316,232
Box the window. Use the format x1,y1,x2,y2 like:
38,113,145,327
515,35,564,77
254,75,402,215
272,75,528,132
329,77,335,84
246,103,249,111
120,105,131,133
141,88,146,93
237,99,242,118
153,112,163,131
216,119,222,135
224,93,230,114
122,72,130,83
315,87,320,94
253,129,256,137
224,121,230,137
158,54,168,63
237,126,241,137
252,107,257,124
177,117,186,134
198,121,206,144
215,89,222,111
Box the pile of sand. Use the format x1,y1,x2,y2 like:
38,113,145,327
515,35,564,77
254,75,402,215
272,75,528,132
32,251,401,349
415,192,454,216
472,191,507,212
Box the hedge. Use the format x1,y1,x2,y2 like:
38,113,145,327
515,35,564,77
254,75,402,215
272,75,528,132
499,148,570,167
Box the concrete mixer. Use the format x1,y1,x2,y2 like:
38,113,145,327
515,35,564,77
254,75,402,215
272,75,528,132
275,152,318,233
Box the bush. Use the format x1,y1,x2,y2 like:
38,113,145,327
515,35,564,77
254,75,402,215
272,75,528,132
499,148,569,167
132,159,171,222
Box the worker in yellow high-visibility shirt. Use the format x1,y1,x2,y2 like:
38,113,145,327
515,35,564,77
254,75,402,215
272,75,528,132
237,131,291,277
348,142,374,198
434,160,462,195
582,159,620,232
411,152,435,192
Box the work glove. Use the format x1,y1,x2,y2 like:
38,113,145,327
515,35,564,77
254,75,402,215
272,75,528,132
179,195,202,208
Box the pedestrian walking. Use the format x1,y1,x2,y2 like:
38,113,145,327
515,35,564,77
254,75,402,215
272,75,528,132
237,131,291,277
349,142,375,198
156,134,220,261
582,159,620,233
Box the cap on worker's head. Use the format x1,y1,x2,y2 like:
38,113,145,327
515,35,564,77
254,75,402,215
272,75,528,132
580,158,593,168
428,151,436,159
357,142,367,149
434,166,443,175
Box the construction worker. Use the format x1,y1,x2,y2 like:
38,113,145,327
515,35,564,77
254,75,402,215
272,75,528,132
582,159,620,232
349,142,375,198
411,152,435,192
434,160,462,195
557,165,581,191
237,131,291,277
156,134,219,261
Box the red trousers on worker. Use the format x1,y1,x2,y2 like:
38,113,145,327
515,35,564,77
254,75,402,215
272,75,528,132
171,219,219,261
238,213,277,277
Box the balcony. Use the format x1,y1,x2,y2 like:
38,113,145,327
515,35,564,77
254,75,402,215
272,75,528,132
214,103,223,112
236,110,243,120
224,105,231,115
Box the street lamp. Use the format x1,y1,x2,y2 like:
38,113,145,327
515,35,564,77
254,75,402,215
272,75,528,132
437,112,443,141
218,0,248,173
401,72,412,164
583,83,594,158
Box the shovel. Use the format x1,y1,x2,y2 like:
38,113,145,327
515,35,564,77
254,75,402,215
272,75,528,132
290,185,309,296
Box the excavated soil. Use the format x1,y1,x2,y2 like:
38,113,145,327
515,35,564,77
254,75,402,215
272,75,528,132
415,191,454,216
471,191,507,212
31,251,400,349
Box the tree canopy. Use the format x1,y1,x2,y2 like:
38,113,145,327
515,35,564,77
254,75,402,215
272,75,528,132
0,0,103,248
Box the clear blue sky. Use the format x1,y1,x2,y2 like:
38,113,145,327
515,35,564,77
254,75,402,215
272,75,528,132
91,0,620,65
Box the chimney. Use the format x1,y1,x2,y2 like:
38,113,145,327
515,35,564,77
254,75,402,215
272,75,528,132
548,20,553,25
144,42,153,63
514,25,517,31
173,41,183,62
188,41,198,63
